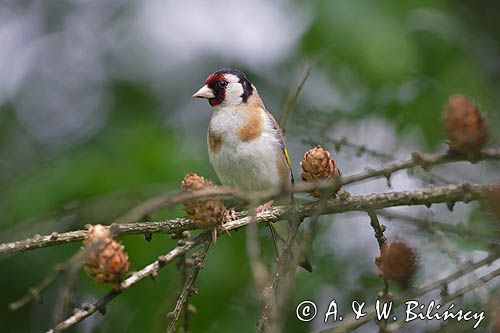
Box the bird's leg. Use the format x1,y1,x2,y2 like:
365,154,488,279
223,201,246,222
255,200,273,214
224,208,238,222
223,201,273,222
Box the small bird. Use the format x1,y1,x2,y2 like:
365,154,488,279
192,68,312,272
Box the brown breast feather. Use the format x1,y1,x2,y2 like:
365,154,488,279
208,128,223,154
237,92,265,142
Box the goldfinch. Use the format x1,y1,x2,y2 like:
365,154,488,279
193,68,312,272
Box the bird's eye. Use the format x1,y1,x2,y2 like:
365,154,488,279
218,81,228,89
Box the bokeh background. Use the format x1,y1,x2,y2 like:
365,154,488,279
0,1,499,332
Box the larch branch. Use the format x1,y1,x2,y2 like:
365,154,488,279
1,183,493,257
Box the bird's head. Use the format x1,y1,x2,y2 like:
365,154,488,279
192,68,254,108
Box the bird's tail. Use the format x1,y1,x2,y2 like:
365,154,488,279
268,221,313,273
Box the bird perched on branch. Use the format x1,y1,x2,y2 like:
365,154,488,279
193,68,312,272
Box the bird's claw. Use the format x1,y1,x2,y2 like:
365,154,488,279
224,208,238,222
255,200,273,214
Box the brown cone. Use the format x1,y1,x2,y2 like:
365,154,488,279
181,173,225,228
83,224,129,287
379,239,418,287
444,94,489,160
300,145,341,197
83,224,111,246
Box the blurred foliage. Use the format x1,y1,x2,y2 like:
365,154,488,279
300,0,498,148
0,1,499,332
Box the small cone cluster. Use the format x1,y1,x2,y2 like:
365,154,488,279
301,145,341,197
379,238,418,287
83,224,129,287
444,94,489,160
181,172,225,229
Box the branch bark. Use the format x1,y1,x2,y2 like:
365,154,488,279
1,183,492,257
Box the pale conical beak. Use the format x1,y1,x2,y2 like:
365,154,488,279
192,85,215,99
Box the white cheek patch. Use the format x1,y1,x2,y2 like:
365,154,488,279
224,73,239,83
223,74,244,106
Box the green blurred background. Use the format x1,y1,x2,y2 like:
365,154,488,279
0,1,499,332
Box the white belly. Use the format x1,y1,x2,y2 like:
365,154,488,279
208,108,283,191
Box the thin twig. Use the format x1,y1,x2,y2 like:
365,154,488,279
367,211,390,332
51,263,80,325
368,211,387,249
378,211,499,245
279,59,314,133
303,137,455,185
257,212,304,332
381,208,497,331
9,252,83,311
170,231,192,333
258,180,339,332
385,267,500,332
341,148,500,186
245,209,270,295
243,201,275,331
166,240,211,333
425,211,489,305
302,137,394,162
277,193,333,331
47,232,210,332
319,251,499,333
